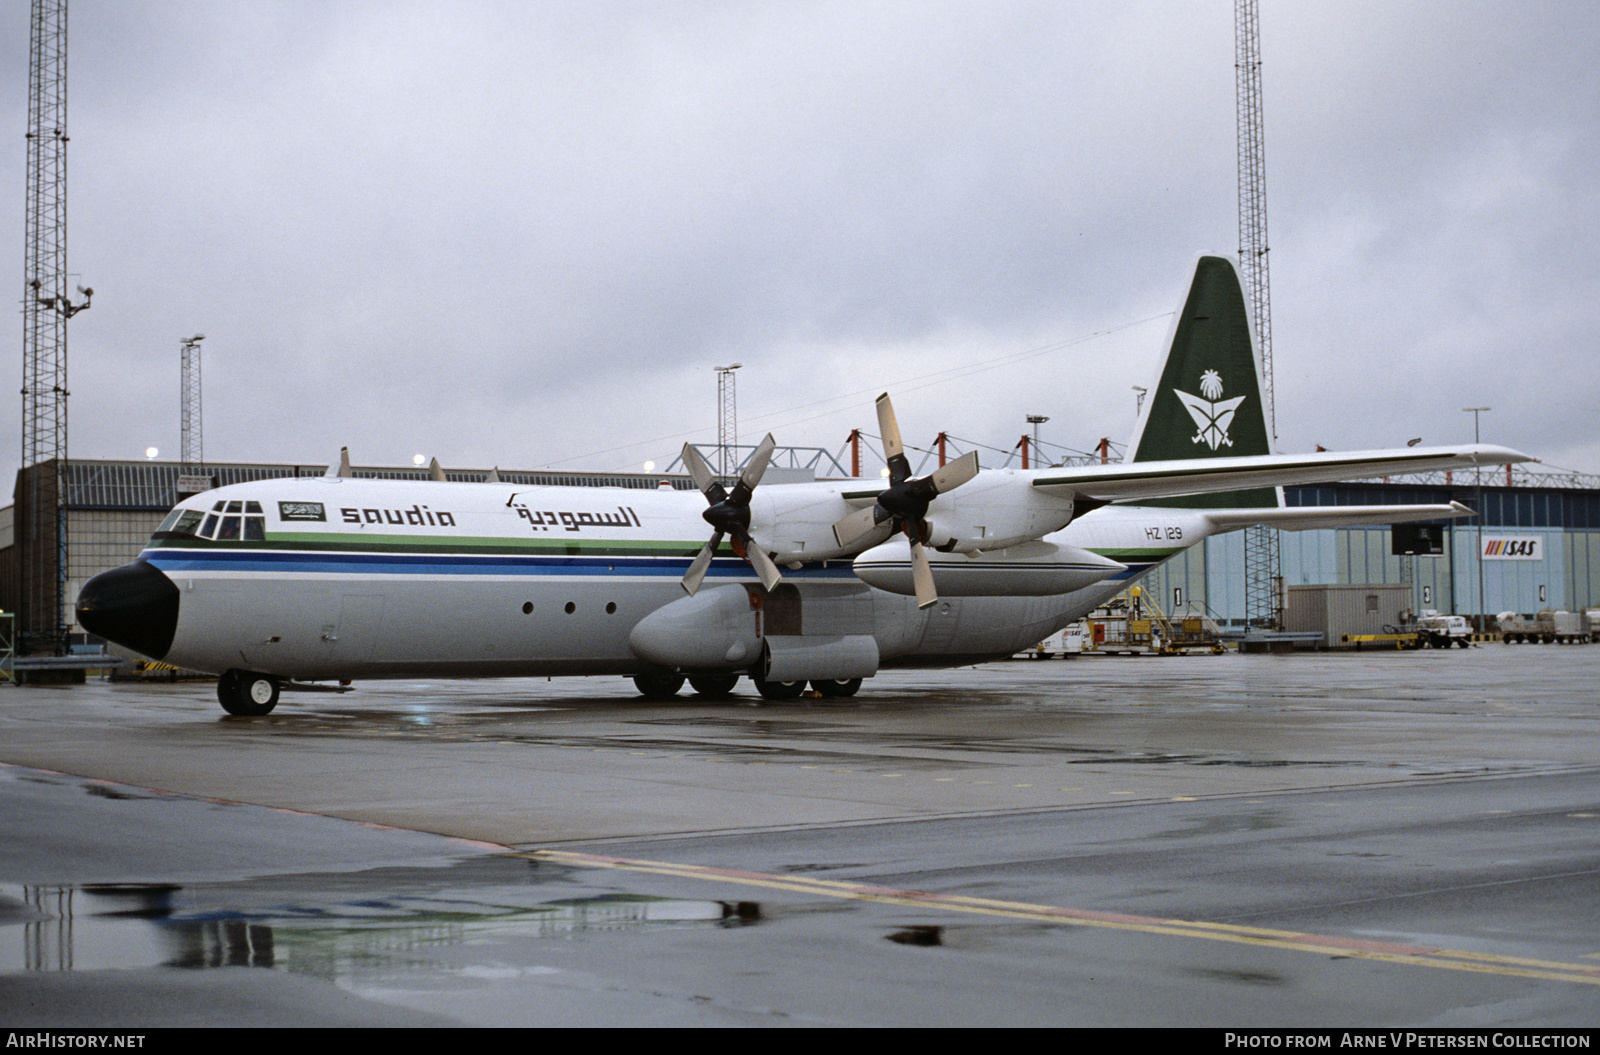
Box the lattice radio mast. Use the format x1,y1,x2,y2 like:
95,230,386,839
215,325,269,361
1236,0,1281,630
180,335,205,473
23,0,90,652
715,363,741,477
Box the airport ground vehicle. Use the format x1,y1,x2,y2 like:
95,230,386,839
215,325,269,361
1414,610,1473,649
1498,610,1594,644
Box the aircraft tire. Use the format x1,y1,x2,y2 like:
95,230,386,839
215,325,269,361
688,673,739,698
811,678,862,698
632,672,685,699
218,669,280,716
753,676,806,701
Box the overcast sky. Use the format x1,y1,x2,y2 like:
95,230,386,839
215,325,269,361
3,0,1597,486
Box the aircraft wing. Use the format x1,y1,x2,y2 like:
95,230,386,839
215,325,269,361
1201,501,1474,532
1028,444,1531,504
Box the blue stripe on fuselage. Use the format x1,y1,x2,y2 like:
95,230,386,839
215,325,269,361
141,547,855,580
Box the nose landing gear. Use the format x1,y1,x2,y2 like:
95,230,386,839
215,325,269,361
218,669,280,716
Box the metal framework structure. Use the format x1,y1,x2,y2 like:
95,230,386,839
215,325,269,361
715,364,740,477
22,0,87,653
1379,466,1600,491
1236,0,1282,629
180,335,204,472
669,442,852,481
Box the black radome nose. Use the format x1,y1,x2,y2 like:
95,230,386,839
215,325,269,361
76,560,180,660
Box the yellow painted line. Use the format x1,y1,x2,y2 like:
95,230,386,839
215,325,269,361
523,849,1600,988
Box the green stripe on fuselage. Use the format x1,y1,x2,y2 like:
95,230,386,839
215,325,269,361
1089,547,1183,563
153,533,709,557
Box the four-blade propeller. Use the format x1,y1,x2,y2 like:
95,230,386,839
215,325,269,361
680,433,783,596
831,394,980,609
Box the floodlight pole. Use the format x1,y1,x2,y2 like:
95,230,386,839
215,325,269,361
715,363,741,477
180,334,205,474
1465,407,1489,631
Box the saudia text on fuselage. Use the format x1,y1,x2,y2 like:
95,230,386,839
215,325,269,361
340,505,459,527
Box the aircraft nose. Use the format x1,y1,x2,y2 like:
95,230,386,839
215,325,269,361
76,560,180,660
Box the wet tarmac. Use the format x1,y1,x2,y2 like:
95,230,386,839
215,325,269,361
1,646,1597,1026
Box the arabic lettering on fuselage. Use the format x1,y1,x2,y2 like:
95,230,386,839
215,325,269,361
514,504,642,533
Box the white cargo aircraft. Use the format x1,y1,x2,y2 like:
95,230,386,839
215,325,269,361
78,256,1527,715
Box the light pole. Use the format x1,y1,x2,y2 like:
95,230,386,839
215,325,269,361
1464,406,1490,631
180,334,205,474
715,364,741,477
1025,414,1049,469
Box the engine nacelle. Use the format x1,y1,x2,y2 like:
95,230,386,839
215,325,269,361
851,538,1125,597
753,471,1079,564
913,471,1078,553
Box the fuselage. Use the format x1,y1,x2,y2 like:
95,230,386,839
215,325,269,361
81,474,1198,682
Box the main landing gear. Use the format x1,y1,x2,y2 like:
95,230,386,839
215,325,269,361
687,673,740,698
631,671,686,699
218,669,280,716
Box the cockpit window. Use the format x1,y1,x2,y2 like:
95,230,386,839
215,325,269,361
156,509,205,535
153,502,268,544
151,508,206,544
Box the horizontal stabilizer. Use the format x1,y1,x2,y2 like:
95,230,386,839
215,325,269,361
1031,445,1532,505
1202,501,1475,533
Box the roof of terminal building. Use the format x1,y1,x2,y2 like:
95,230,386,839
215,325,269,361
47,458,699,511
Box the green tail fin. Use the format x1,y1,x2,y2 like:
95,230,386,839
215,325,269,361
1127,255,1278,509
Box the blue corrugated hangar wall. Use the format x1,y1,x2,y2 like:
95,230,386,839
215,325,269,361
1140,482,1600,625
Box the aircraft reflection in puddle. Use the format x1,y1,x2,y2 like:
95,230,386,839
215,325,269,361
1,879,759,976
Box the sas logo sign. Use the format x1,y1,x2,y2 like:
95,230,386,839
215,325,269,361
1482,536,1542,560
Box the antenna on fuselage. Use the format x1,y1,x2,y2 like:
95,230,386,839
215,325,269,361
326,447,353,478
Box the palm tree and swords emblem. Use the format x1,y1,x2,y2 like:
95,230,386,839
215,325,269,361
1173,369,1247,450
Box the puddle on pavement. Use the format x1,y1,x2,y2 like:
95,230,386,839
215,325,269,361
0,856,761,985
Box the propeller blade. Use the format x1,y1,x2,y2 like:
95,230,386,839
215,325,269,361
682,534,721,596
909,539,938,609
875,393,915,486
929,450,980,494
739,433,777,493
832,505,886,549
875,393,904,462
745,542,783,592
681,443,718,497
